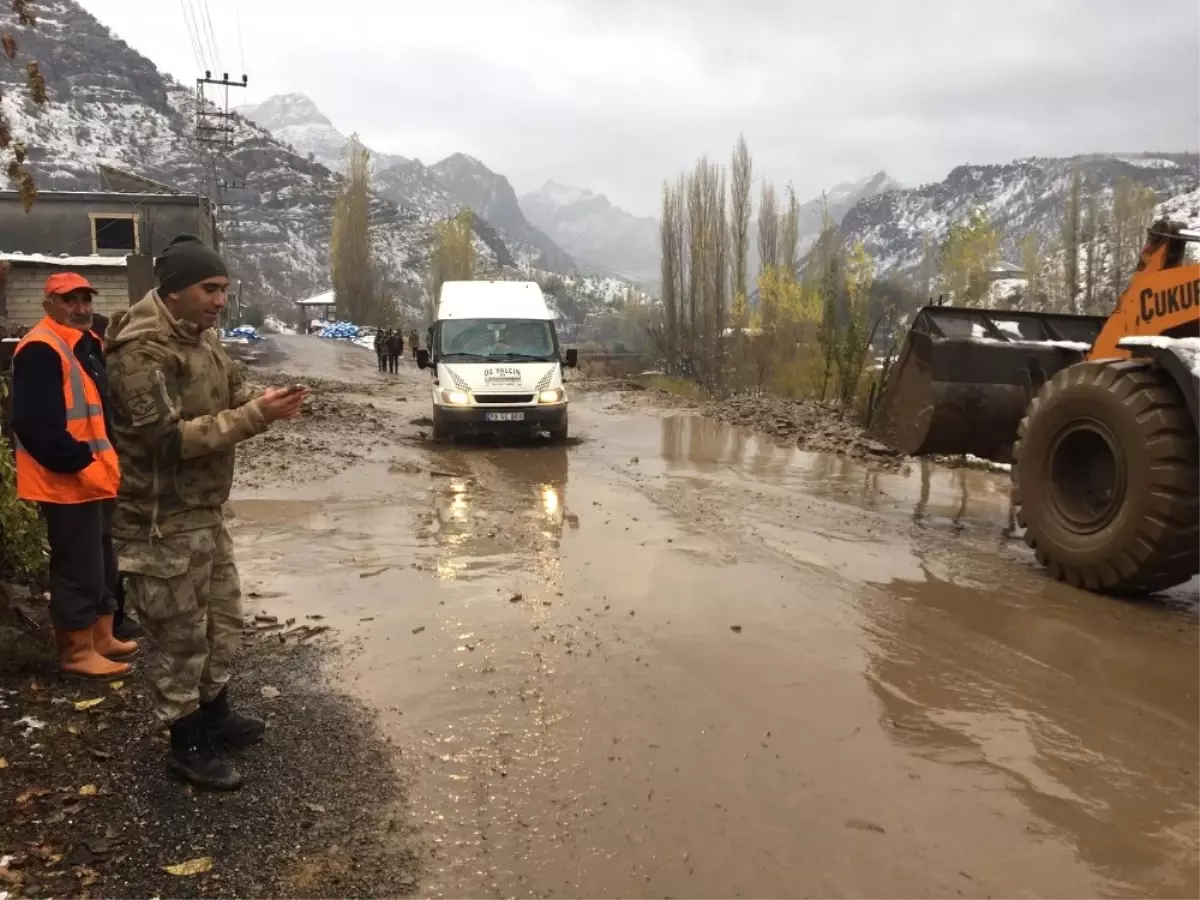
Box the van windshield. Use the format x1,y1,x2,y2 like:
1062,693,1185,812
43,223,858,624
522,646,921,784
439,318,557,361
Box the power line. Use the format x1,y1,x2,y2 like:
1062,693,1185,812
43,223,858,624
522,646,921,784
234,0,246,75
184,0,214,72
179,0,206,73
198,0,223,73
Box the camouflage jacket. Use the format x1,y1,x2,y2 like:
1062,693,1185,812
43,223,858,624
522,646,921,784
105,290,266,538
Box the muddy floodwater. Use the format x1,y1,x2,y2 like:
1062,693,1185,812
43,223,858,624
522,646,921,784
231,336,1198,899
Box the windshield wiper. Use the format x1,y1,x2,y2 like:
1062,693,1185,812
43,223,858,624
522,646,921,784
492,352,554,361
442,351,489,359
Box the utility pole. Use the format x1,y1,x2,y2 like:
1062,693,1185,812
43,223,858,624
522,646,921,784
195,71,247,149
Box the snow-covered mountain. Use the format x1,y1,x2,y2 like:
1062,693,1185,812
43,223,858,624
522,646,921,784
0,1,459,316
236,95,576,273
521,181,661,283
833,153,1199,280
427,153,575,272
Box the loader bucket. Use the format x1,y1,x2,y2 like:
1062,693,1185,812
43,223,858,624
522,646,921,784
869,306,1108,462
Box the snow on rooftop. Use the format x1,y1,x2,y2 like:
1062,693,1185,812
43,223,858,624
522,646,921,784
296,290,335,305
0,252,127,267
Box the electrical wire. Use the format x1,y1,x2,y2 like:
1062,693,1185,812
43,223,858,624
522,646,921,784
234,0,246,75
179,0,206,73
198,0,223,74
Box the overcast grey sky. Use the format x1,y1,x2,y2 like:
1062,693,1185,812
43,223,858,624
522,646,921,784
81,0,1200,216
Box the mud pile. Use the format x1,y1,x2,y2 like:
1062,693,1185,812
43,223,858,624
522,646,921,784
703,394,905,464
236,373,409,489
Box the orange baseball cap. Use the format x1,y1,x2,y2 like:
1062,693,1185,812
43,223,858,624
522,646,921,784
44,272,97,296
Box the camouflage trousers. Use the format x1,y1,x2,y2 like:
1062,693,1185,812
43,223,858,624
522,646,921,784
115,523,243,724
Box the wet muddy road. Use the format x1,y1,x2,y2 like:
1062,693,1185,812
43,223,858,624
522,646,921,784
234,336,1198,898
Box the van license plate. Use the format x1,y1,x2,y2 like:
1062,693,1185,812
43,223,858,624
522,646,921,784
486,411,525,422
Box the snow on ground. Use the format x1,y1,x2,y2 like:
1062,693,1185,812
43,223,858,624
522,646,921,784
263,316,297,335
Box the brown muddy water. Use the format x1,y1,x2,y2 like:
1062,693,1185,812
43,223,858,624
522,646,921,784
230,337,1199,899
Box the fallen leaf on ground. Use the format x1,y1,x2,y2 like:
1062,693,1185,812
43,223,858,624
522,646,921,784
509,593,524,603
78,784,98,796
108,681,124,690
163,857,213,876
411,625,425,635
303,802,326,814
66,725,79,735
261,686,281,700
0,757,7,769
73,698,105,711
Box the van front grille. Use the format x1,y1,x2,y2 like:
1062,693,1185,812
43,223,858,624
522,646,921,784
474,393,534,405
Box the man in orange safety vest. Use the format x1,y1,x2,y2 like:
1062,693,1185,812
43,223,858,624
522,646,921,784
9,272,137,679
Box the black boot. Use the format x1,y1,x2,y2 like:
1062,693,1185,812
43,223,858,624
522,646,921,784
113,613,143,641
168,709,242,790
201,686,266,749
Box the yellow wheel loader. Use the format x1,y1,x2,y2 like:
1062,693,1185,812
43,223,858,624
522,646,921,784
871,219,1199,594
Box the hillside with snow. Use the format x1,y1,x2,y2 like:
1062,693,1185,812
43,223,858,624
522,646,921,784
236,95,577,274
521,181,661,283
235,93,410,174
0,1,468,315
832,153,1199,281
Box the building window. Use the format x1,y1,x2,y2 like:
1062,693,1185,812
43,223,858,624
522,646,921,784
90,213,139,255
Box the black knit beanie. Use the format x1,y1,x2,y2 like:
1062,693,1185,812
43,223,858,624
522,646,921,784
155,234,228,295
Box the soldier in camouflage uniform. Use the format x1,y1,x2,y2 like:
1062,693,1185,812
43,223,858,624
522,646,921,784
105,234,309,790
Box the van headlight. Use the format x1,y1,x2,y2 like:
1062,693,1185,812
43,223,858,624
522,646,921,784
441,389,470,406
538,388,564,404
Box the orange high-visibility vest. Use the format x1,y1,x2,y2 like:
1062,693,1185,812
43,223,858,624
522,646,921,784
13,316,120,504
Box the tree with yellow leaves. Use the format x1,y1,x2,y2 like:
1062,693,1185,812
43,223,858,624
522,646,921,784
427,209,476,314
2,1,48,210
939,207,1000,306
834,241,875,410
330,134,384,324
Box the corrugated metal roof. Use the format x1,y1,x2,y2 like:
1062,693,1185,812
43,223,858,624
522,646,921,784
0,252,128,268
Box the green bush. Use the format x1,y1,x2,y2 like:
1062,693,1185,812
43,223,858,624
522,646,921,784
0,379,48,582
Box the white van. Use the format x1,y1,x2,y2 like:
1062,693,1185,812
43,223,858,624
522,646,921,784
416,281,578,441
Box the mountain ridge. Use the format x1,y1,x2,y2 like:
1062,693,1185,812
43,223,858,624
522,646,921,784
235,95,577,273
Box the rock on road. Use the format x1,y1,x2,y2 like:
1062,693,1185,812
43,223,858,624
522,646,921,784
230,334,1199,899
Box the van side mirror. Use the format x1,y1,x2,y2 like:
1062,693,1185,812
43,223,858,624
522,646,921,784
564,348,578,369
416,348,430,370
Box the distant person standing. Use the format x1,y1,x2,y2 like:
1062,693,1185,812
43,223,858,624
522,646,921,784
409,328,420,359
387,329,403,374
373,329,386,373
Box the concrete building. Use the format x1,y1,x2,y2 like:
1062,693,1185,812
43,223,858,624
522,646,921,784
0,188,217,259
0,178,220,328
0,252,131,327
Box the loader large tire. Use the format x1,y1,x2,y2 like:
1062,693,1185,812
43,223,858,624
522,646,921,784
1013,359,1199,595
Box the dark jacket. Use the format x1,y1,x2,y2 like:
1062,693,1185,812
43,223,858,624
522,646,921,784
387,332,403,355
10,321,110,475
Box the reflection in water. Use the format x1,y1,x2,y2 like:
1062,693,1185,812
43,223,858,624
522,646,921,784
427,446,570,581
862,534,1200,897
659,415,791,480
